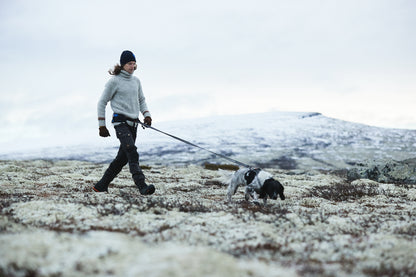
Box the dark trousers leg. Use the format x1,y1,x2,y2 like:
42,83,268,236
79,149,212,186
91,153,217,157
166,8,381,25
94,146,129,192
114,124,146,187
94,123,145,192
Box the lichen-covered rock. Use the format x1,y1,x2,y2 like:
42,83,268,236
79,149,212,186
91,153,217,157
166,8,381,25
347,158,416,184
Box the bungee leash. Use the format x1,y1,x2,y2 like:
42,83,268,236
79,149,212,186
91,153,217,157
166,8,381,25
138,120,252,168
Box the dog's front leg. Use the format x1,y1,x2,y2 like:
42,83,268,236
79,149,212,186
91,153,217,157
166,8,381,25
245,187,254,201
263,197,268,205
251,191,262,205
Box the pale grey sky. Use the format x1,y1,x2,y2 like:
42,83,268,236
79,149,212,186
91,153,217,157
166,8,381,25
1,0,415,150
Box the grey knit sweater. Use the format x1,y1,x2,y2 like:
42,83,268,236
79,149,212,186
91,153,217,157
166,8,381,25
97,70,151,127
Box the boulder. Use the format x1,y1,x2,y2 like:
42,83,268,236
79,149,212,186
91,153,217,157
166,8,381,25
347,158,416,184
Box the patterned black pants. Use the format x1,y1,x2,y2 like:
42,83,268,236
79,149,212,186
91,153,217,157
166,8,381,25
95,123,145,191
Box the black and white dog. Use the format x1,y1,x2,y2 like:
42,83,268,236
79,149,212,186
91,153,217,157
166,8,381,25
227,168,285,204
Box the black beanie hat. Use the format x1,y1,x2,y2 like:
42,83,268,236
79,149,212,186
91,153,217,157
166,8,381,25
120,50,136,66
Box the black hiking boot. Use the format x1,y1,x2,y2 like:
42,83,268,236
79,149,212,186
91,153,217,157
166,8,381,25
93,167,118,192
93,181,109,192
139,184,155,195
133,173,155,195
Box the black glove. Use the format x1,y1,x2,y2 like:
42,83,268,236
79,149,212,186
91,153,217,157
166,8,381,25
99,126,110,137
144,116,152,127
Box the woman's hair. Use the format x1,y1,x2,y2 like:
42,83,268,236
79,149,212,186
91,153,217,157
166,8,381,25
108,64,123,75
108,64,137,75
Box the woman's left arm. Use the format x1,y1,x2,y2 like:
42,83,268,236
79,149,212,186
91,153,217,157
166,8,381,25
137,79,152,121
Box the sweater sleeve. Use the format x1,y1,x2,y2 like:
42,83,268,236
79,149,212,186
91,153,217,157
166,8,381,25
137,79,151,118
97,78,117,127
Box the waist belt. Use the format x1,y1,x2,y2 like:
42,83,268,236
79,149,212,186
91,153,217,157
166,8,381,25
112,113,139,127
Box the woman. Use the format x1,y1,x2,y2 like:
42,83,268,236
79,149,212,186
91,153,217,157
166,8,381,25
94,50,155,195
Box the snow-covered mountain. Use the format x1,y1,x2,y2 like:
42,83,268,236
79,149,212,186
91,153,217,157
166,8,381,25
2,111,416,170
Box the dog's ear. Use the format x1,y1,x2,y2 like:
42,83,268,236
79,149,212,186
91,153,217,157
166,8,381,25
277,181,285,200
263,179,277,199
264,179,285,200
244,170,257,184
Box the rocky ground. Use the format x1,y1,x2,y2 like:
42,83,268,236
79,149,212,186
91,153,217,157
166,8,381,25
1,159,416,276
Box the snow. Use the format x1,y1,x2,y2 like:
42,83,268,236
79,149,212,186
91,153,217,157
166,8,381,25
1,112,416,276
1,111,416,170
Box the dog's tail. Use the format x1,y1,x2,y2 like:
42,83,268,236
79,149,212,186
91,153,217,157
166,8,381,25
216,169,235,185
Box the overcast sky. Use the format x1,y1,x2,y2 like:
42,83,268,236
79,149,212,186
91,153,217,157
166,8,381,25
0,0,415,150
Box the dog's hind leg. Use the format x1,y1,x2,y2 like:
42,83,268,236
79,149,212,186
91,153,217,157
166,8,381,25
227,182,239,202
227,191,233,202
226,188,232,202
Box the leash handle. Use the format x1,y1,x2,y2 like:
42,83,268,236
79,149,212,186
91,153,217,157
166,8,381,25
138,120,251,168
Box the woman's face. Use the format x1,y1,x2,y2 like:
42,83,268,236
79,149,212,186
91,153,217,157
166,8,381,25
123,61,136,74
